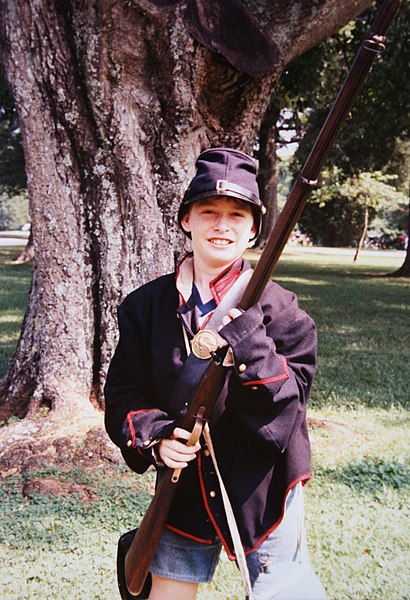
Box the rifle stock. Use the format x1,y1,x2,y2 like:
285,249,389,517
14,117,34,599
125,358,229,594
124,1,401,594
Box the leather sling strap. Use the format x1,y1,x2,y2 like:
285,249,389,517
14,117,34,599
203,422,254,599
176,269,255,598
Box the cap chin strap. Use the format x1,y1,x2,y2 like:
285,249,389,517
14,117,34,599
215,179,260,206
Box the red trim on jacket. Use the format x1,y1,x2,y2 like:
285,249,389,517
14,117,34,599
126,409,153,448
196,449,312,559
196,453,236,560
242,355,289,387
176,254,243,309
164,523,214,545
244,474,312,555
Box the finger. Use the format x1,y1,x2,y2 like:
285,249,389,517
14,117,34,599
216,333,228,347
227,308,243,319
161,438,200,456
161,446,198,466
172,427,191,441
221,315,232,326
172,428,202,451
163,457,188,469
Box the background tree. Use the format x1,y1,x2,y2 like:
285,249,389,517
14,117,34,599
298,169,407,248
287,1,409,177
0,72,26,194
256,1,409,261
0,70,30,232
0,0,374,422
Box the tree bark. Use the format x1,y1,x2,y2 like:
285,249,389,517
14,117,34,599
255,100,280,249
354,204,369,262
14,228,34,264
0,0,373,421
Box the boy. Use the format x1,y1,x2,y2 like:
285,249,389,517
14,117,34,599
105,148,319,599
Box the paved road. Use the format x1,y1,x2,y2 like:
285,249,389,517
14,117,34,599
0,236,406,261
0,237,28,246
284,245,406,259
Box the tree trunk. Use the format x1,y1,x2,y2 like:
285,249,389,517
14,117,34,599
389,194,410,277
354,204,369,262
14,228,34,264
255,100,280,249
0,0,373,421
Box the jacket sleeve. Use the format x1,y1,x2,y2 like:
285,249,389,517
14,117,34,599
218,287,317,453
104,296,177,473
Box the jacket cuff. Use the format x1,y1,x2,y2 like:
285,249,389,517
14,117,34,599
122,408,176,451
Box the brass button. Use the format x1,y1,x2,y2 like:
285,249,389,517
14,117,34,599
210,490,217,498
127,440,132,448
251,386,258,391
203,449,210,457
238,363,247,372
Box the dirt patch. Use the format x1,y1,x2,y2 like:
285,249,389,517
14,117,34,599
22,476,98,503
308,417,352,433
0,412,123,473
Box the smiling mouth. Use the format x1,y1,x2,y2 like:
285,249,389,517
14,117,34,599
208,238,232,246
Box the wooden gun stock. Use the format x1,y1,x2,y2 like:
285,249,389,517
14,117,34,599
125,358,229,595
124,1,401,595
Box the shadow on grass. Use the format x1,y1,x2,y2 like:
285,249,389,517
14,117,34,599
316,456,410,496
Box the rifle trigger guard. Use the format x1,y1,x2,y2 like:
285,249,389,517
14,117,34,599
171,406,206,484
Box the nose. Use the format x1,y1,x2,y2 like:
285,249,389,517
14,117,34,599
213,213,230,231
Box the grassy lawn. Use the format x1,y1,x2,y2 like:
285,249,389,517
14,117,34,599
0,246,31,377
1,246,409,599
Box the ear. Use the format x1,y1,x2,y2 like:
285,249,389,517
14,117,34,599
181,211,191,233
249,222,257,240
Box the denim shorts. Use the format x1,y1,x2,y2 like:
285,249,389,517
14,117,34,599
149,527,223,583
149,483,309,591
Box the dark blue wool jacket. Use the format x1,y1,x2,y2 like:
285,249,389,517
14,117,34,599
104,270,317,558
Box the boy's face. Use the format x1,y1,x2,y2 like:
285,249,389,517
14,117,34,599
181,196,256,271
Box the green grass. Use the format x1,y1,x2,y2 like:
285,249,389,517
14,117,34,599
0,246,31,376
269,249,410,410
0,246,409,599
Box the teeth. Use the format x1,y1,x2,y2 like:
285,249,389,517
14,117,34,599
210,239,230,245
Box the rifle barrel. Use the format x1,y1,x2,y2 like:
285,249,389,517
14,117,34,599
239,0,401,310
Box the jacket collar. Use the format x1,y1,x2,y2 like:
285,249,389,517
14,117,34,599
176,254,249,335
176,253,245,307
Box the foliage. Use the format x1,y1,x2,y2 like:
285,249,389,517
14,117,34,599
0,192,29,231
268,249,410,410
319,455,410,495
0,72,26,195
279,2,410,184
298,169,408,246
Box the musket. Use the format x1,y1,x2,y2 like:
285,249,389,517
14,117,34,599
124,0,401,595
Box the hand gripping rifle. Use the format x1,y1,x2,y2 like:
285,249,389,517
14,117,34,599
123,1,401,595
